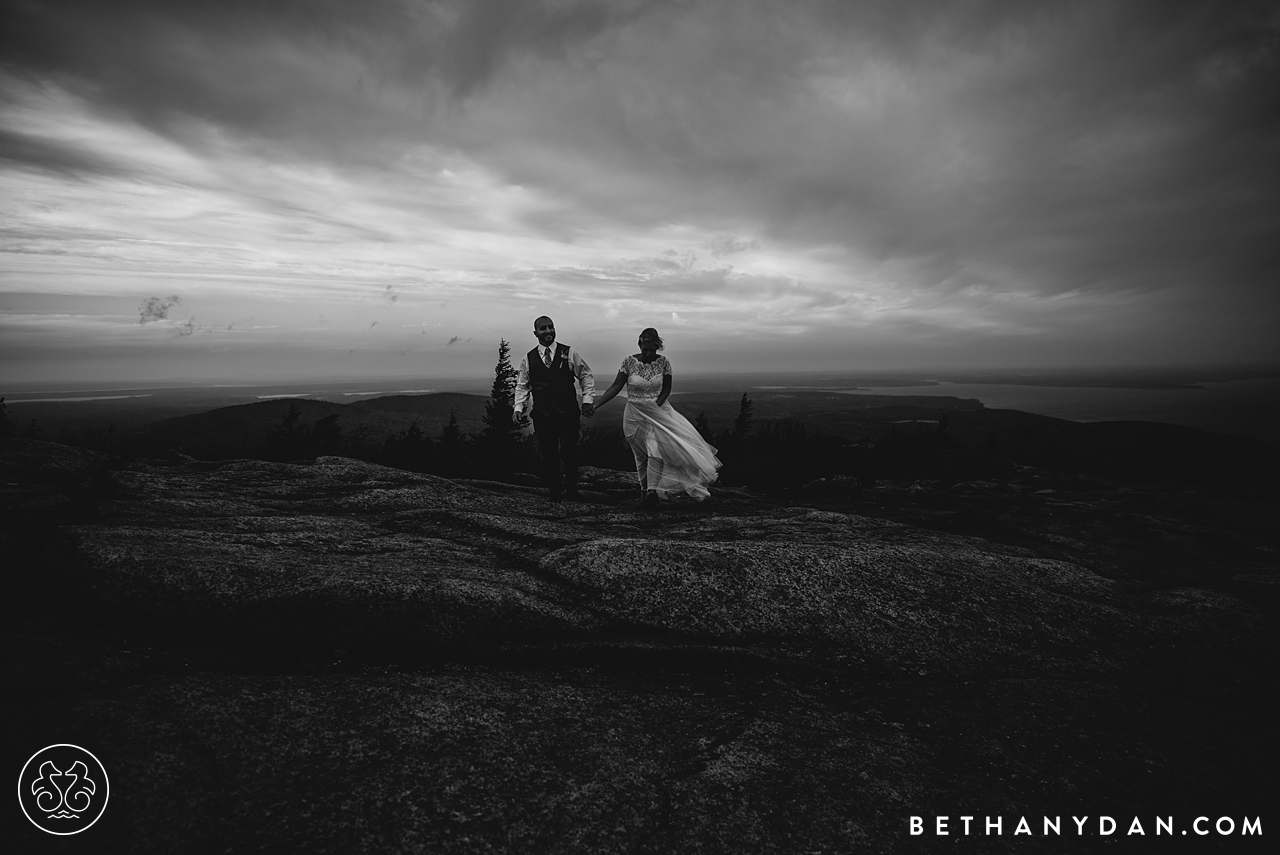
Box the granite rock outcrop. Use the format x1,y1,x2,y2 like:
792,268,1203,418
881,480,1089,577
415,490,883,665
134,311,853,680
5,438,1274,853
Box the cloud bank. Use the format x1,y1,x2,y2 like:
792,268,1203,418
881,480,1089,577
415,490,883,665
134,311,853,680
2,0,1278,381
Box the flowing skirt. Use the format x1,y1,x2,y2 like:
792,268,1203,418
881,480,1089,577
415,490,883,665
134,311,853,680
622,398,722,499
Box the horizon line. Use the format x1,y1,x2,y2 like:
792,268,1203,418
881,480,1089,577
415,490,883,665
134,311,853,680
5,362,1280,390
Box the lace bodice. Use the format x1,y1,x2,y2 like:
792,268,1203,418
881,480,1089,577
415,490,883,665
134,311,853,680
621,354,671,401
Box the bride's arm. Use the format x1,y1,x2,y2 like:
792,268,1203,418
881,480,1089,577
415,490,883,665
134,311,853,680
593,371,628,408
656,375,672,408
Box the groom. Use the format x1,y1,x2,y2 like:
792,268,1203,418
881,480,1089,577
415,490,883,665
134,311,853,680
512,315,595,501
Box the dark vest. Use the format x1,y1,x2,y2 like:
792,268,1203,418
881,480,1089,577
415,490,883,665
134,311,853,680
527,343,578,417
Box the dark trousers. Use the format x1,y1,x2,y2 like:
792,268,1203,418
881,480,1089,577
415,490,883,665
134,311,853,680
532,409,580,495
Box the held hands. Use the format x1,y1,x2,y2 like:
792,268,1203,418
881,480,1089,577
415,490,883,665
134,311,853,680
581,403,595,418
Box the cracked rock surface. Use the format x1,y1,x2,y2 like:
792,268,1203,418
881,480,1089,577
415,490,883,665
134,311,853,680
5,438,1275,853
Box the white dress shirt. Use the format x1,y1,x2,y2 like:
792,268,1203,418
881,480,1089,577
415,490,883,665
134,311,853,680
512,340,595,416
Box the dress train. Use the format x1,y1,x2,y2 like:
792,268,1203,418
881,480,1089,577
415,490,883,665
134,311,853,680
623,398,721,499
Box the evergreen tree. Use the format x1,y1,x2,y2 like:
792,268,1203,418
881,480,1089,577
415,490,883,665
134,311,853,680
436,409,468,477
479,338,524,474
312,414,344,456
440,409,464,449
732,393,754,440
264,402,310,460
753,419,809,488
482,339,519,431
382,420,432,472
339,423,373,459
693,411,715,444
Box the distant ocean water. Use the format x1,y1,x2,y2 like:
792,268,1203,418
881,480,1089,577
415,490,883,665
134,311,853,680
4,394,156,403
829,377,1280,441
248,389,438,399
5,375,1277,441
3,380,478,405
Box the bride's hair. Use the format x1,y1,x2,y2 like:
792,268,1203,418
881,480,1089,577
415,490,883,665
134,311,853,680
638,328,664,350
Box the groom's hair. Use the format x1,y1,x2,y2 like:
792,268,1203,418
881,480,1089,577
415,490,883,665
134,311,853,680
534,315,553,328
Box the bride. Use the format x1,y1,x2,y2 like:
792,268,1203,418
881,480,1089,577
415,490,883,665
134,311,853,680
591,327,721,504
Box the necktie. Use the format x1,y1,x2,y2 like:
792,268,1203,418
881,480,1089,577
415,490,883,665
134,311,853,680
543,347,553,367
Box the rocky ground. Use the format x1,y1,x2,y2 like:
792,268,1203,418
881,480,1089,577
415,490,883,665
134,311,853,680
4,436,1276,852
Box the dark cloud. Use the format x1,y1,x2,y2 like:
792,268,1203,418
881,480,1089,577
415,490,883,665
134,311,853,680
4,0,1279,369
0,127,136,177
138,295,180,323
0,0,657,165
705,236,757,258
446,0,1280,316
134,296,207,336
410,0,653,98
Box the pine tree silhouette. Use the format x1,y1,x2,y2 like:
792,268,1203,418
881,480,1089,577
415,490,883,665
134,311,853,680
437,409,468,477
440,409,465,449
382,421,432,472
479,339,523,474
693,411,715,444
312,414,344,456
733,393,754,440
264,402,311,460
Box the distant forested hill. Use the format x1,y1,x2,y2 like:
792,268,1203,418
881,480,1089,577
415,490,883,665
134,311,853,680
116,390,986,459
108,389,1279,488
125,393,491,459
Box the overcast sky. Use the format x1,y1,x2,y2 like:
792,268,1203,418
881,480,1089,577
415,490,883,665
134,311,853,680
2,0,1278,383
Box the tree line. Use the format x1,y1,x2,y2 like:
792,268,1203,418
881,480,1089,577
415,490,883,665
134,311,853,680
1,343,974,491
252,343,965,490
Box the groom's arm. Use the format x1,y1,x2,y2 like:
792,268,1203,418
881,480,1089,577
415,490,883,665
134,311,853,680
512,355,531,422
572,349,594,404
572,348,595,416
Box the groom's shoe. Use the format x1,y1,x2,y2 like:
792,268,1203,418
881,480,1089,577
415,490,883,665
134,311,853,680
643,490,660,508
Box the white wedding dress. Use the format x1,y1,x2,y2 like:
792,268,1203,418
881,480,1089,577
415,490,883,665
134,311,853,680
620,354,721,499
